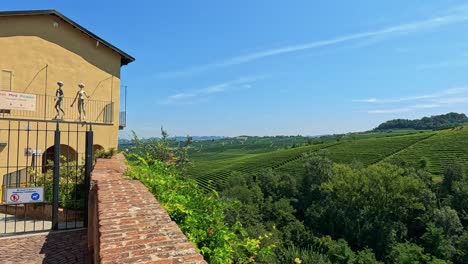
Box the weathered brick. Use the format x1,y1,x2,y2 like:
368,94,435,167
89,155,207,264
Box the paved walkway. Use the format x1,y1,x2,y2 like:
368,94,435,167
0,213,52,235
0,213,84,236
0,228,90,263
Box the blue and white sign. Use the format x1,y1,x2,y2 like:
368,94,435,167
6,187,44,204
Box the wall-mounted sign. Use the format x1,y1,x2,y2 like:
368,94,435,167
0,90,36,111
6,187,44,204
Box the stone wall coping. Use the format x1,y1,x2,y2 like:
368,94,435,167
90,154,207,264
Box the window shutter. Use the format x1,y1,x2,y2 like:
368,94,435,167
1,70,13,91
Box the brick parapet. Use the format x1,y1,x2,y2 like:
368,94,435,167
88,154,206,264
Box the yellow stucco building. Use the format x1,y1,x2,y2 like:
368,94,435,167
0,10,134,201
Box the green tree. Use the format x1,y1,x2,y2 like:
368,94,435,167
298,153,333,219
441,162,466,197
315,163,435,257
421,223,457,260
355,248,382,264
388,242,426,264
456,231,468,264
433,206,463,238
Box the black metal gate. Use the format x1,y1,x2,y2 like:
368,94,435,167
0,120,93,236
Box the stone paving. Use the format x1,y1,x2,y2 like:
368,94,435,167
0,228,90,264
0,212,84,236
0,213,52,235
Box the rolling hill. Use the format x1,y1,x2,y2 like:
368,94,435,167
188,126,468,192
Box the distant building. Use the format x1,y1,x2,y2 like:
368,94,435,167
0,10,134,201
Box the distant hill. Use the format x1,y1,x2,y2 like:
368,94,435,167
374,112,468,131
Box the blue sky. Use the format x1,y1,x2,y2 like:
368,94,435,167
4,1,468,137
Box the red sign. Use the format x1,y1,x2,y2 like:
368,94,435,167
9,194,20,202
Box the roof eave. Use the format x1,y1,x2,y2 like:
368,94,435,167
0,9,135,66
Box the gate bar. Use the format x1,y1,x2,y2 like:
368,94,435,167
52,122,60,230
84,125,93,227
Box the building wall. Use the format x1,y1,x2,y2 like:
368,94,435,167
0,14,125,201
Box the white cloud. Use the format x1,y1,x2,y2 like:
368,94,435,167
168,93,195,99
355,87,468,104
199,83,230,94
368,108,411,114
353,98,384,103
361,86,468,114
411,104,441,109
367,103,442,114
157,5,468,78
433,97,468,104
161,75,269,104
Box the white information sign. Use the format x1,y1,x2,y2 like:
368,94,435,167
6,187,44,204
0,91,36,111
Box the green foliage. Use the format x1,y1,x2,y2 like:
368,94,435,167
189,142,337,191
124,125,468,263
128,128,171,164
128,129,193,175
173,136,193,174
189,131,436,192
216,151,468,263
315,163,435,257
127,158,274,263
389,242,427,264
28,157,85,209
375,112,468,131
421,223,457,260
457,231,468,263
387,127,468,175
314,236,357,264
355,248,382,264
187,126,468,193
276,245,331,264
312,236,381,264
95,147,116,159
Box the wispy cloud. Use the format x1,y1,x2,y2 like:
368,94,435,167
168,93,196,100
368,108,411,114
354,98,384,103
432,96,468,104
411,104,441,109
368,104,441,114
157,5,468,78
359,86,468,114
355,87,468,104
161,75,269,105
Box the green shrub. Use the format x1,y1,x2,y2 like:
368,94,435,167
127,157,274,263
95,148,116,159
28,157,85,210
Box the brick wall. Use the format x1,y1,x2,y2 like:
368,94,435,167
88,154,207,264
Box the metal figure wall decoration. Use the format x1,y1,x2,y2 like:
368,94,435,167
54,81,65,120
71,83,91,122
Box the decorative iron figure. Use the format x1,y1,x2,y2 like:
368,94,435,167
71,83,90,122
54,81,65,120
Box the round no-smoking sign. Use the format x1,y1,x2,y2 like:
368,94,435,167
9,194,20,202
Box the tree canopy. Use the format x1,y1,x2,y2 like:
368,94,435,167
374,112,468,131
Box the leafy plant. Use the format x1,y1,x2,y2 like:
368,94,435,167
95,147,116,159
28,157,85,210
126,156,274,263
